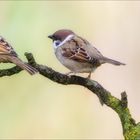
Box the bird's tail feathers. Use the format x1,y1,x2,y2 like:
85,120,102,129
9,56,38,75
100,57,126,66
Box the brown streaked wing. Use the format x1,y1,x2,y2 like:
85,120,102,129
61,37,91,63
0,44,10,54
78,36,103,58
0,38,17,56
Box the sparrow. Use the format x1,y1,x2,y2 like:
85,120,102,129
0,36,38,75
48,29,125,78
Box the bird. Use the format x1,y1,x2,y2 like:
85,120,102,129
0,36,38,75
48,29,125,78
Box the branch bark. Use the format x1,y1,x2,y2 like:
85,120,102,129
0,52,140,140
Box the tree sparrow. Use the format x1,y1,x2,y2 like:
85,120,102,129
0,36,38,75
48,29,125,78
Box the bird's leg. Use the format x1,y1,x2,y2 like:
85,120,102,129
87,72,92,79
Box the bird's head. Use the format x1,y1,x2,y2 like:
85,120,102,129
48,29,75,48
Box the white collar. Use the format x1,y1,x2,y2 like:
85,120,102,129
53,34,74,49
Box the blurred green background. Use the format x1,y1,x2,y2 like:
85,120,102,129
0,1,140,139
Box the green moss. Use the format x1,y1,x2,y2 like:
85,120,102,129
124,124,140,140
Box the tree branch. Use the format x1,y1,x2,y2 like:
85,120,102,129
0,52,140,139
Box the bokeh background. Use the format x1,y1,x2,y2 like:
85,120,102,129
0,1,140,139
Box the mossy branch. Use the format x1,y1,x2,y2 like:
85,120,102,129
0,52,140,140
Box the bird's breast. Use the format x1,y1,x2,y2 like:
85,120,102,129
55,47,96,73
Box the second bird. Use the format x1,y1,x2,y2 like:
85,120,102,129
0,36,38,75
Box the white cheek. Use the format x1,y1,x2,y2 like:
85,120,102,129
53,41,59,49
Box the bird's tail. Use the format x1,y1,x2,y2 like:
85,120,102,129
9,56,38,75
101,57,126,66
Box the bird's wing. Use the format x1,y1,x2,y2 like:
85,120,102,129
61,35,102,65
0,36,17,56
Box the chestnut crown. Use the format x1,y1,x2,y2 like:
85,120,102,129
48,29,74,42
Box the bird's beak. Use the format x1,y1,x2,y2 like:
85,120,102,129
48,35,53,40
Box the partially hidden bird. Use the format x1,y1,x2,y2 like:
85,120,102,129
0,36,38,75
48,29,125,78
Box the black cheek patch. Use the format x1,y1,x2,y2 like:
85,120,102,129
55,42,60,46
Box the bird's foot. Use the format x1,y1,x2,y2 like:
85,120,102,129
87,72,92,79
65,71,74,77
